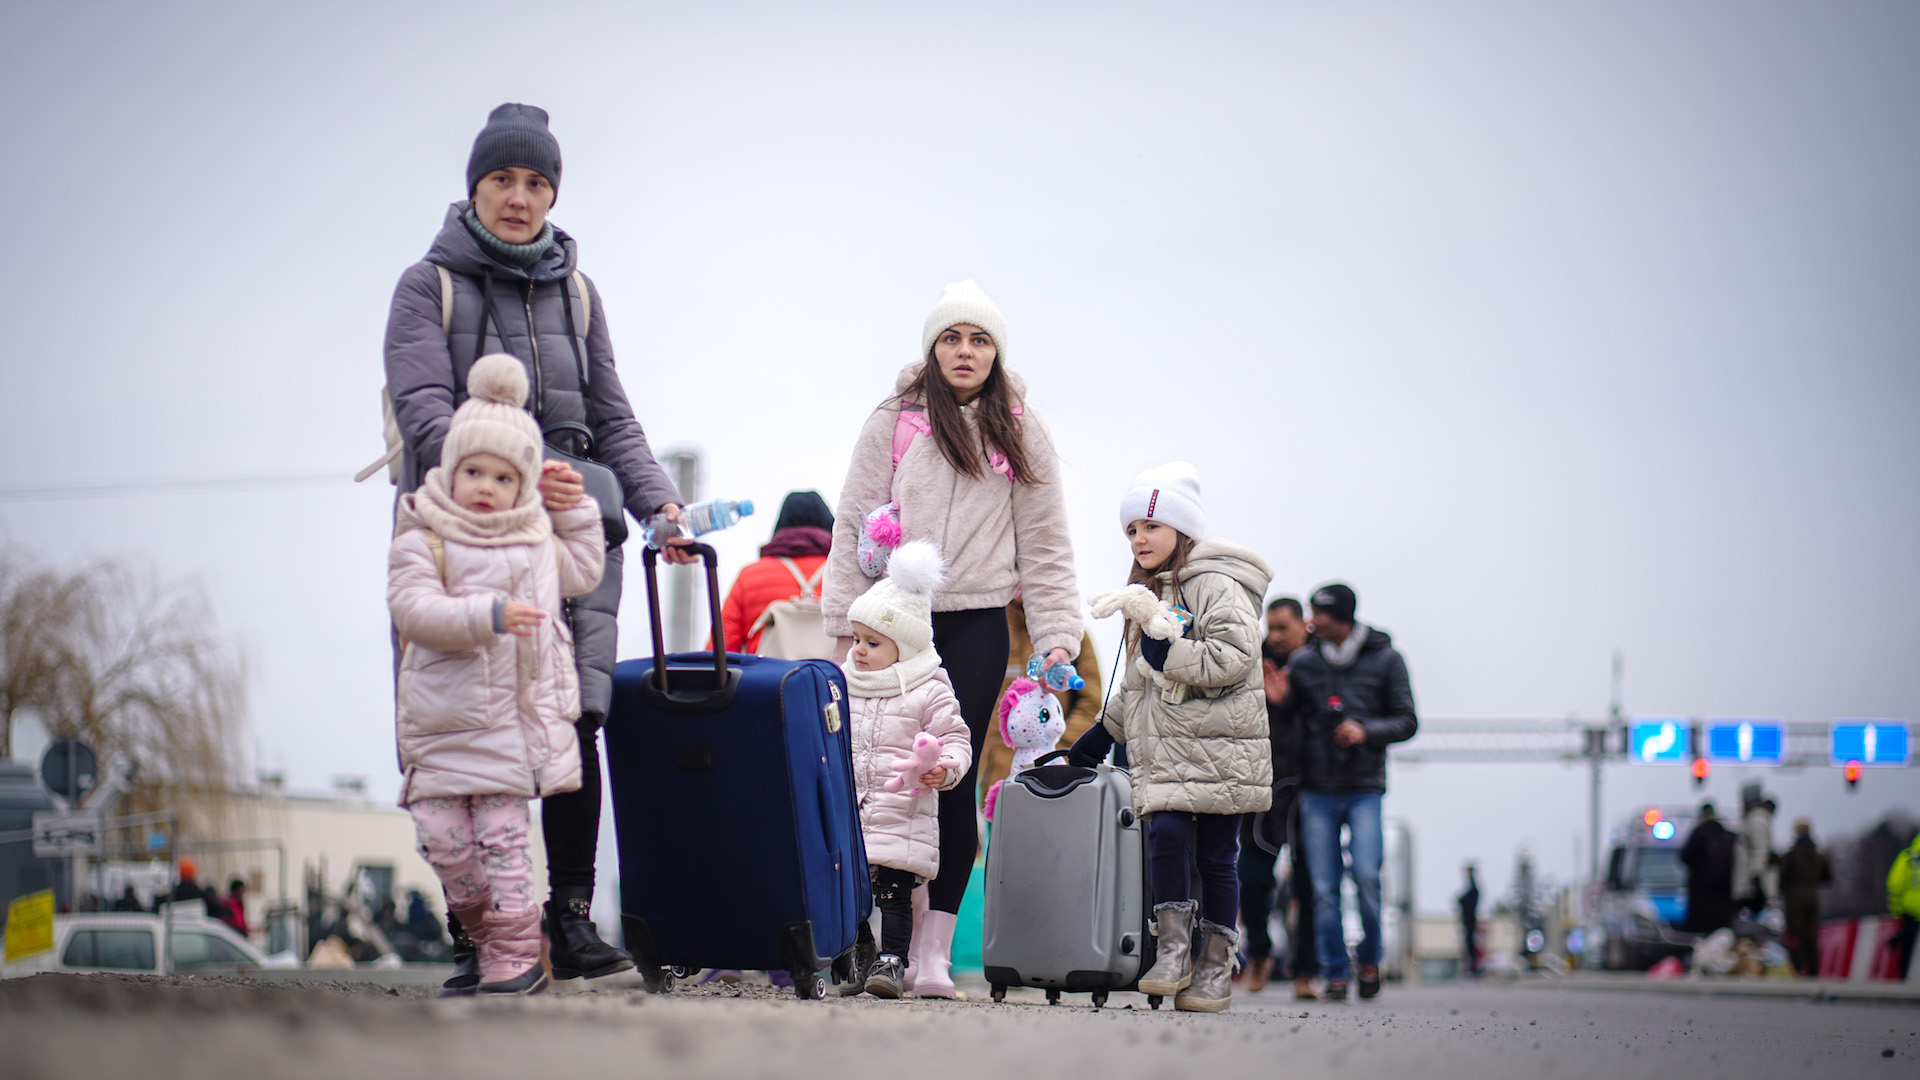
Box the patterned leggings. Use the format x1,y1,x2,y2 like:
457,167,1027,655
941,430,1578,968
408,794,536,915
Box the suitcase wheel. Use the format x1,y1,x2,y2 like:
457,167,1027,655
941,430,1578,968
1091,990,1109,1009
792,969,828,1001
989,984,1006,1003
1045,988,1061,1006
640,967,675,995
1148,994,1163,1010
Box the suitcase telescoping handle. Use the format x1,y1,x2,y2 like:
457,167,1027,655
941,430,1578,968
640,541,727,693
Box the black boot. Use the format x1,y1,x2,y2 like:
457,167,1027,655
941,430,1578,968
546,888,635,982
438,910,480,998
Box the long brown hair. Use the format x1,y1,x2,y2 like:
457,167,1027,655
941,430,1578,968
1123,532,1196,656
905,357,1037,485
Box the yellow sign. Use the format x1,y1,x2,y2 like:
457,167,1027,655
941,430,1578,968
5,889,56,963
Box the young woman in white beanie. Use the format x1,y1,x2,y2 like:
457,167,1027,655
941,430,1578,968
839,540,973,997
1068,461,1274,1013
387,354,607,996
823,280,1081,998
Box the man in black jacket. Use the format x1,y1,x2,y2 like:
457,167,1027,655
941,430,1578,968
1680,803,1738,935
1282,583,1418,1001
1237,597,1319,997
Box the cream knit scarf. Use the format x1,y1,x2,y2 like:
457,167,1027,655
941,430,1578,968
410,465,552,547
842,648,943,699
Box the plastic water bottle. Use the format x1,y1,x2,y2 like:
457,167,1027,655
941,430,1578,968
1026,654,1085,692
642,498,755,549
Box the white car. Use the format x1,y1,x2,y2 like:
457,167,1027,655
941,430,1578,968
2,904,297,977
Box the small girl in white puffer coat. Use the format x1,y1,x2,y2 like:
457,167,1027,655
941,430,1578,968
841,540,971,999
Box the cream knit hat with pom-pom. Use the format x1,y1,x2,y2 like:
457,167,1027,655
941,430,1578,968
847,540,946,659
440,353,544,506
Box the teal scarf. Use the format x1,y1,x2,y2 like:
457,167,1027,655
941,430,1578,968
463,204,555,267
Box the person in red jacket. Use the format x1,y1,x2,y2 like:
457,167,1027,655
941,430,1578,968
717,491,835,655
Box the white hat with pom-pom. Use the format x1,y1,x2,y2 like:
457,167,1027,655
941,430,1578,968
439,353,543,504
847,539,946,659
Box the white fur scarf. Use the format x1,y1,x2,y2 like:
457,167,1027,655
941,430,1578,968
408,465,552,547
842,648,944,699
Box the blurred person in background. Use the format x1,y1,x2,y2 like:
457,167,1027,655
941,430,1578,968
1733,788,1777,919
716,490,835,656
1282,583,1418,1002
1457,863,1481,978
221,879,250,936
1775,820,1830,977
1680,803,1738,935
1236,596,1317,997
1890,831,1920,980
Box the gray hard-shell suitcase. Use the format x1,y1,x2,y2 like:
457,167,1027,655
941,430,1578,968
980,751,1164,1008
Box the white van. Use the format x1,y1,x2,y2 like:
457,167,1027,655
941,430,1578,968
3,904,295,977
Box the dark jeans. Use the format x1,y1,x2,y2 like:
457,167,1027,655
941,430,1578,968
541,715,604,890
1895,915,1919,981
1462,920,1480,975
864,866,916,958
927,608,1011,914
1149,811,1242,927
1237,795,1319,975
1784,905,1819,976
1301,789,1383,982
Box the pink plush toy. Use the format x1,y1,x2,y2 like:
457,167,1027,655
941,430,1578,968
857,501,902,579
885,731,944,795
982,677,1068,821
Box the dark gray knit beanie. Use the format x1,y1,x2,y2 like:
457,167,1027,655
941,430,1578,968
466,103,563,205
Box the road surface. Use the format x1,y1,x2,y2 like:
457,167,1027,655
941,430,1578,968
2,973,1913,1079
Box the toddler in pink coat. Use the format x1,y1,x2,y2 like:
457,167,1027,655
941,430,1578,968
841,540,971,998
387,353,605,996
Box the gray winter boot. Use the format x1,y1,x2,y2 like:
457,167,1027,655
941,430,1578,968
1175,920,1238,1013
1136,901,1197,996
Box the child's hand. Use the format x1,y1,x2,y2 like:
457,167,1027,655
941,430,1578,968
918,765,948,789
503,601,547,637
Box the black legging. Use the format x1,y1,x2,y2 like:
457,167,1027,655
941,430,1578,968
541,716,603,890
928,607,1011,914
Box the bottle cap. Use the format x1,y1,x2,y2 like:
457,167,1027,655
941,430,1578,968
740,500,755,516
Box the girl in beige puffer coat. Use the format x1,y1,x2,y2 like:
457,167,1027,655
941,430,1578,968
388,354,605,997
1070,462,1273,1015
840,541,972,999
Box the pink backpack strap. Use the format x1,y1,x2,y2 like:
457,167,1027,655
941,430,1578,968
891,408,931,470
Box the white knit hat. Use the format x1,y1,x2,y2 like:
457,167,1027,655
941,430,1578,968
440,353,544,506
847,540,945,659
1119,461,1206,541
921,279,1009,362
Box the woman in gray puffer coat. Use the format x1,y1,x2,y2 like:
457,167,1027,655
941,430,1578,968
381,103,682,994
1070,462,1273,1015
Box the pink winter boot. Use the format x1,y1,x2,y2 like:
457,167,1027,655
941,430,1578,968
478,906,548,995
914,909,959,999
901,883,930,994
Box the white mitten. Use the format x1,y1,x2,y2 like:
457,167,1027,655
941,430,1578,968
1088,584,1161,624
1140,600,1188,642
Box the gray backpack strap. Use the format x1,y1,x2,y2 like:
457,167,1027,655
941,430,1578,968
437,264,455,336
572,270,591,336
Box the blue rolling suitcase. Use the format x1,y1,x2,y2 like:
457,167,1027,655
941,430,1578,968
604,544,869,999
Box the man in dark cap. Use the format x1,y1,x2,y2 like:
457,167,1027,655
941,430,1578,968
1775,819,1830,976
1278,583,1417,1001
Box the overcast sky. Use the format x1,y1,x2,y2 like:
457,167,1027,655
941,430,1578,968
3,1,1916,914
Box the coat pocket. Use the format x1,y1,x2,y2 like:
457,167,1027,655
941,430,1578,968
399,648,491,735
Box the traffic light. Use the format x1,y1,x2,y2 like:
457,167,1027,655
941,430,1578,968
1844,760,1863,792
1691,756,1711,789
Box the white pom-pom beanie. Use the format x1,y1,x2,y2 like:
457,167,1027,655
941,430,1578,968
921,280,1009,362
847,540,946,659
440,353,543,504
1119,461,1207,541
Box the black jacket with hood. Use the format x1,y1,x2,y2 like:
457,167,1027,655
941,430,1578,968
1281,624,1418,794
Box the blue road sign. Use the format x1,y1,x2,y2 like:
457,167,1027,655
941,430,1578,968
1705,719,1785,765
1830,721,1910,767
1631,718,1688,763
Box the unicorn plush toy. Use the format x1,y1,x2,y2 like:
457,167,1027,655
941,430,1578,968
982,677,1068,821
